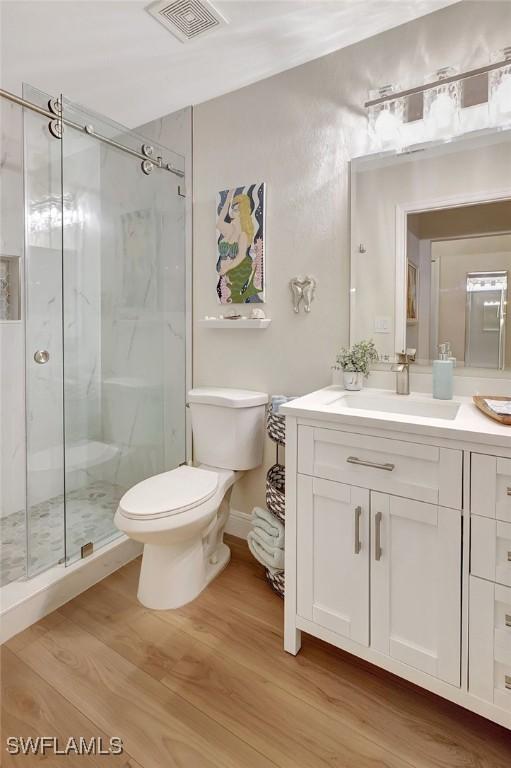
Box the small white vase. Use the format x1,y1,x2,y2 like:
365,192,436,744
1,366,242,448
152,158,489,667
343,371,364,391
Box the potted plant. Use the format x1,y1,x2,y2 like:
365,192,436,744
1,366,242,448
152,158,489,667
333,339,379,391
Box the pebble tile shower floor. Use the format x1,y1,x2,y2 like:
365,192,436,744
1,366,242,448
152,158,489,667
0,481,123,586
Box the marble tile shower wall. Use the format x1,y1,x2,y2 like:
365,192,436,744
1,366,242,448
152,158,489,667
0,100,25,523
62,140,102,494
135,108,192,465
0,99,25,526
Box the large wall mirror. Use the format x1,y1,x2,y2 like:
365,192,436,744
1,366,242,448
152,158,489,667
350,129,511,374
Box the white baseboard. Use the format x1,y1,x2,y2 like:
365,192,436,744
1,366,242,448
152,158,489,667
226,507,251,540
1,536,142,644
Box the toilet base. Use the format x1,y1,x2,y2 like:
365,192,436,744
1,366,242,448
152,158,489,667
137,538,231,610
205,541,231,587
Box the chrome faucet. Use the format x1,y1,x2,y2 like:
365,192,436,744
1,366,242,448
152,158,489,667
391,349,416,395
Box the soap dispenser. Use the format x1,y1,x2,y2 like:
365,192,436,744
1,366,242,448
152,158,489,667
433,343,454,400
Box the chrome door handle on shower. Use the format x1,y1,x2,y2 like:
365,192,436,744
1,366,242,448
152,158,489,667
34,350,50,364
354,506,362,554
374,511,382,561
347,456,395,472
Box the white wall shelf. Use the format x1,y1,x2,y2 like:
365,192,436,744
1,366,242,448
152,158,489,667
199,318,271,329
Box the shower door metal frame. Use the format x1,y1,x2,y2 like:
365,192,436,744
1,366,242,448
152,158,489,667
0,87,185,179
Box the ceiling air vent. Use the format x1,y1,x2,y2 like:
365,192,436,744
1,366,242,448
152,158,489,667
146,0,228,43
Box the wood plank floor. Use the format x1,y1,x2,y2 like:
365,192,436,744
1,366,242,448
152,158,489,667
2,535,510,767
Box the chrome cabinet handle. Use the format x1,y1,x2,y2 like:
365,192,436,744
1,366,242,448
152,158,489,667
506,487,511,496
374,511,382,561
505,614,511,628
508,551,511,562
505,675,511,691
354,506,362,554
347,456,395,472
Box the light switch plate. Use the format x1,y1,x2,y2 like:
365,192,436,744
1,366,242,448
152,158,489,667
374,316,391,333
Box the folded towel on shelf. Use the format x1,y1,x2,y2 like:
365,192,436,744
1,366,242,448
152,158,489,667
251,506,285,547
247,530,285,571
270,395,296,414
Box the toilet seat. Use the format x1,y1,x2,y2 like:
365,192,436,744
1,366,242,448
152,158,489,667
118,465,218,521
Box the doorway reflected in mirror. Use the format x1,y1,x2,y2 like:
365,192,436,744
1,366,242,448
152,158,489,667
405,200,511,370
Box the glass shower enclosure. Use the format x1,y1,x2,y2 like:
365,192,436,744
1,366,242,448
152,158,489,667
465,271,507,370
2,84,186,584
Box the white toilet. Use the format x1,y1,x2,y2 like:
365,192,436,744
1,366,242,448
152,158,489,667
114,387,268,609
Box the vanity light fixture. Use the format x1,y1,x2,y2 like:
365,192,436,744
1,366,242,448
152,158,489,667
489,47,511,126
365,51,511,148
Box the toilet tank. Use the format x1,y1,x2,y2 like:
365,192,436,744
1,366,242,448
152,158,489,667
188,388,268,470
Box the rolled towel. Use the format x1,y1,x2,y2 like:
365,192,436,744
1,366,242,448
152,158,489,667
251,506,285,547
247,530,285,571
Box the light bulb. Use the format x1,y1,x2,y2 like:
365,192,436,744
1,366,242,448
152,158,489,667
489,48,511,126
429,91,456,129
374,107,400,146
367,85,404,151
495,71,511,116
424,84,459,139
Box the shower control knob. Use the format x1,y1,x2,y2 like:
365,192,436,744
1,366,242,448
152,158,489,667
34,350,50,364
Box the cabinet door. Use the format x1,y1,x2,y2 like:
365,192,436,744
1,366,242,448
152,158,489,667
297,475,370,645
371,493,461,686
471,453,511,522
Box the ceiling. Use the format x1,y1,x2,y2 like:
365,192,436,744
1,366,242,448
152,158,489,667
1,0,457,128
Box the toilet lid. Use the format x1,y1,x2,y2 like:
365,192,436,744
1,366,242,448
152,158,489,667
118,465,218,520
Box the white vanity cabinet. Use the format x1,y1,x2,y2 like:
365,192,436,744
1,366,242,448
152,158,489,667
283,398,511,730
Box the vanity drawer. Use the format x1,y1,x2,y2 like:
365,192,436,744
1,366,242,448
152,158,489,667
297,426,462,508
469,577,511,713
471,453,511,522
471,516,511,587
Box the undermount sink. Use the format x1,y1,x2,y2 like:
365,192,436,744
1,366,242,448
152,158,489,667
335,392,461,421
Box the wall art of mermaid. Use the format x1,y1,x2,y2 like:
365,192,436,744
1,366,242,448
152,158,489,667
216,183,265,304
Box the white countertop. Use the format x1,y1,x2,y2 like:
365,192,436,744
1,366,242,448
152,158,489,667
280,386,511,449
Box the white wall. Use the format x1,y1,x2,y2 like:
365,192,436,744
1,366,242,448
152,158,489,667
192,0,511,515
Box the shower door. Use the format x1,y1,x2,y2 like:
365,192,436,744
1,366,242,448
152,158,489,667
24,85,186,573
60,98,186,564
